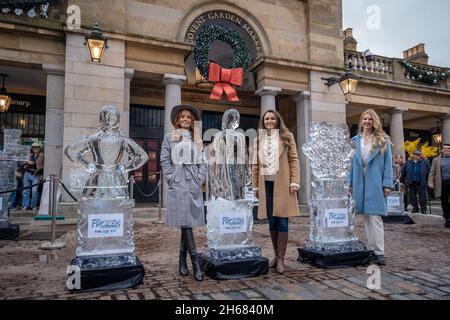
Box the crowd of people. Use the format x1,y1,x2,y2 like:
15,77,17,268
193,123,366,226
393,143,450,228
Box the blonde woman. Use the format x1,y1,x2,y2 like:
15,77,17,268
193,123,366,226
349,109,393,266
252,110,300,274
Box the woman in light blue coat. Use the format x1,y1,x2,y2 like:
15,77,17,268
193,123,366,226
349,109,393,266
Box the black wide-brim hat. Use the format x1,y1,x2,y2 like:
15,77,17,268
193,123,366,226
171,104,202,125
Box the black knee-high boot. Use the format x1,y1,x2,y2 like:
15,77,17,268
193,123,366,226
182,228,203,281
179,229,189,276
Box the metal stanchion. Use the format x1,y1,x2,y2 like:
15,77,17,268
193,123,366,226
130,175,135,200
40,173,66,250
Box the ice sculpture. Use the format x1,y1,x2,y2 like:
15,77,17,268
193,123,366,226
383,180,413,224
65,106,148,199
65,106,148,291
386,192,405,216
0,129,29,239
386,181,406,216
207,109,247,201
202,109,267,278
298,122,371,267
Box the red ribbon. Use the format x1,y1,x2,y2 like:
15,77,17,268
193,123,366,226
208,62,244,102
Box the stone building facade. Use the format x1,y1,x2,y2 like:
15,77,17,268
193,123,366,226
0,0,449,207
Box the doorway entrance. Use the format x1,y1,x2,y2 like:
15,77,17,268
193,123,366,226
129,104,164,203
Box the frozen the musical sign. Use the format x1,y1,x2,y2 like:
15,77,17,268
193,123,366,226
220,212,246,234
386,196,400,207
88,214,124,238
326,209,349,228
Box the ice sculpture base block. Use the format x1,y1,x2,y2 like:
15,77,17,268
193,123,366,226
68,255,144,293
0,223,20,240
297,242,373,268
200,248,268,280
76,199,135,257
67,198,144,292
382,215,415,224
384,191,414,224
202,198,268,279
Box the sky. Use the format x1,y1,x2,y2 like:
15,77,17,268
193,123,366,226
343,0,450,67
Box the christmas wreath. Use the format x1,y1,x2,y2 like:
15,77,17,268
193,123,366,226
402,60,449,85
193,24,251,102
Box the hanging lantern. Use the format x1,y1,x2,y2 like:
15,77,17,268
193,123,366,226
0,74,12,113
85,22,108,64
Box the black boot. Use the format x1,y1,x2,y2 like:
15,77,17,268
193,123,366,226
179,230,189,276
182,228,203,281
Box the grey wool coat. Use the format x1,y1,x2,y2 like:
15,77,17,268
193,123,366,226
160,130,207,227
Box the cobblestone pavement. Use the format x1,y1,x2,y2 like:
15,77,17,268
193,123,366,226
1,216,449,300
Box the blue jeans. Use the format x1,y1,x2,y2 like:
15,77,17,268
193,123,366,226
22,172,40,208
9,180,18,208
265,181,289,232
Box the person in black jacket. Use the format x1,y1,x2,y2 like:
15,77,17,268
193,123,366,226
401,150,430,214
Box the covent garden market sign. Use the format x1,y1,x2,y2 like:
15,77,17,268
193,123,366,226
185,10,263,55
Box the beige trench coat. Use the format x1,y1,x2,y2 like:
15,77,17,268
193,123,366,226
252,132,300,219
428,155,442,198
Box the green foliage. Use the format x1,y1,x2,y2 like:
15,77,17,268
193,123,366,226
193,25,250,80
402,61,449,85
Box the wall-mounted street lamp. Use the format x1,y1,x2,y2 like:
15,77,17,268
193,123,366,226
195,68,213,88
0,73,12,113
85,22,108,64
433,121,442,146
322,69,359,96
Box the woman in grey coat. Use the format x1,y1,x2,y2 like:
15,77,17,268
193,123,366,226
160,104,207,281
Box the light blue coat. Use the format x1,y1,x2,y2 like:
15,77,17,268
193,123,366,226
349,135,393,216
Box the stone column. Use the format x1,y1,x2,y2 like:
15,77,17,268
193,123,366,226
255,86,281,115
61,33,126,201
389,109,406,159
441,115,450,145
42,64,65,178
294,91,312,205
162,74,186,207
122,68,134,138
163,74,186,134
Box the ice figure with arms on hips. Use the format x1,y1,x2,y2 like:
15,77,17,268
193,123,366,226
65,105,148,199
64,105,148,292
298,122,372,268
0,129,29,240
201,109,268,279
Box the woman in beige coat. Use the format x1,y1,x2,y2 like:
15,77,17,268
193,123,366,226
252,110,300,274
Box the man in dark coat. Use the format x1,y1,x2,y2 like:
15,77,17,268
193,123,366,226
401,150,430,214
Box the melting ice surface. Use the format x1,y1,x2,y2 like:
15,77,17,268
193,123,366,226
303,122,364,252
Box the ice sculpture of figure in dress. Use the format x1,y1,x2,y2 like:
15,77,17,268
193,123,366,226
207,109,247,201
202,109,268,279
65,105,148,199
64,106,148,291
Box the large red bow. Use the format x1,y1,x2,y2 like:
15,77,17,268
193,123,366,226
208,62,243,102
